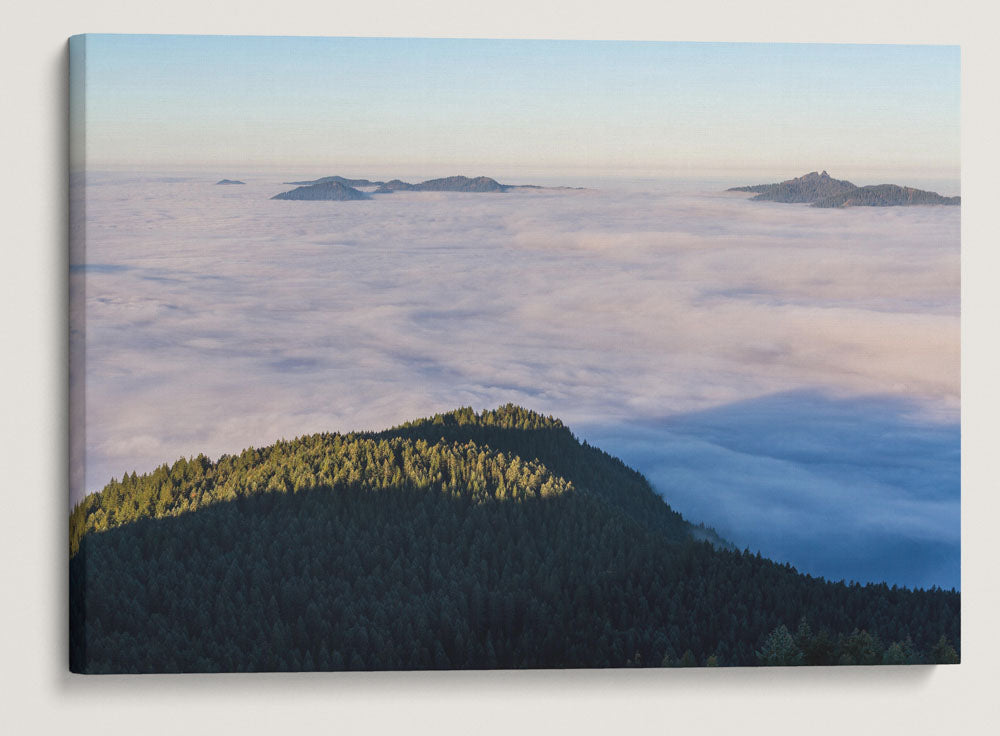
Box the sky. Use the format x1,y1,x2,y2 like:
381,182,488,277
70,174,960,589
71,35,960,187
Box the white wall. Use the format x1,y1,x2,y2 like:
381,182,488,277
2,2,997,734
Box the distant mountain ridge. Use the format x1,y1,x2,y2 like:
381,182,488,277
215,179,245,185
284,175,384,187
729,171,960,207
406,176,508,193
374,178,416,192
272,174,581,200
271,180,372,201
812,184,961,208
729,171,856,203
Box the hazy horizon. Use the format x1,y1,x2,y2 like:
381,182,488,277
75,166,963,200
70,36,960,187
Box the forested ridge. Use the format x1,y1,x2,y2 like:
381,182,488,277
272,174,509,201
728,171,960,207
70,405,960,672
810,184,961,208
728,170,857,203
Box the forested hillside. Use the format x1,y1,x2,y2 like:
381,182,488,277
70,405,960,672
811,184,961,207
729,171,960,207
271,180,371,201
728,170,856,203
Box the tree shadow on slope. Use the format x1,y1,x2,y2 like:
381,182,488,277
71,482,959,673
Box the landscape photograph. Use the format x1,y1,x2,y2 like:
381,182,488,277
68,35,960,672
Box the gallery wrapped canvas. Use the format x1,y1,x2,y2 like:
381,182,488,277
69,35,960,673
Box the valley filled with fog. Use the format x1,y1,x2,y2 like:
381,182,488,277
70,172,960,589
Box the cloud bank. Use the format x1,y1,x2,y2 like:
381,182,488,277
71,173,960,588
581,391,959,590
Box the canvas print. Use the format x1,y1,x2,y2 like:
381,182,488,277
68,35,960,673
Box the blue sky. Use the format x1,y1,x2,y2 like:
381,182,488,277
71,35,960,181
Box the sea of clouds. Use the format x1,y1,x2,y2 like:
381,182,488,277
70,172,960,589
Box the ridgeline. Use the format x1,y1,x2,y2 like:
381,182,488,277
270,174,574,200
70,405,959,672
729,171,960,207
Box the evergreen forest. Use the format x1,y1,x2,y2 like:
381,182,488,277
69,405,960,672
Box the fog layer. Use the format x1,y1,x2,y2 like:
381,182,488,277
71,173,960,588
